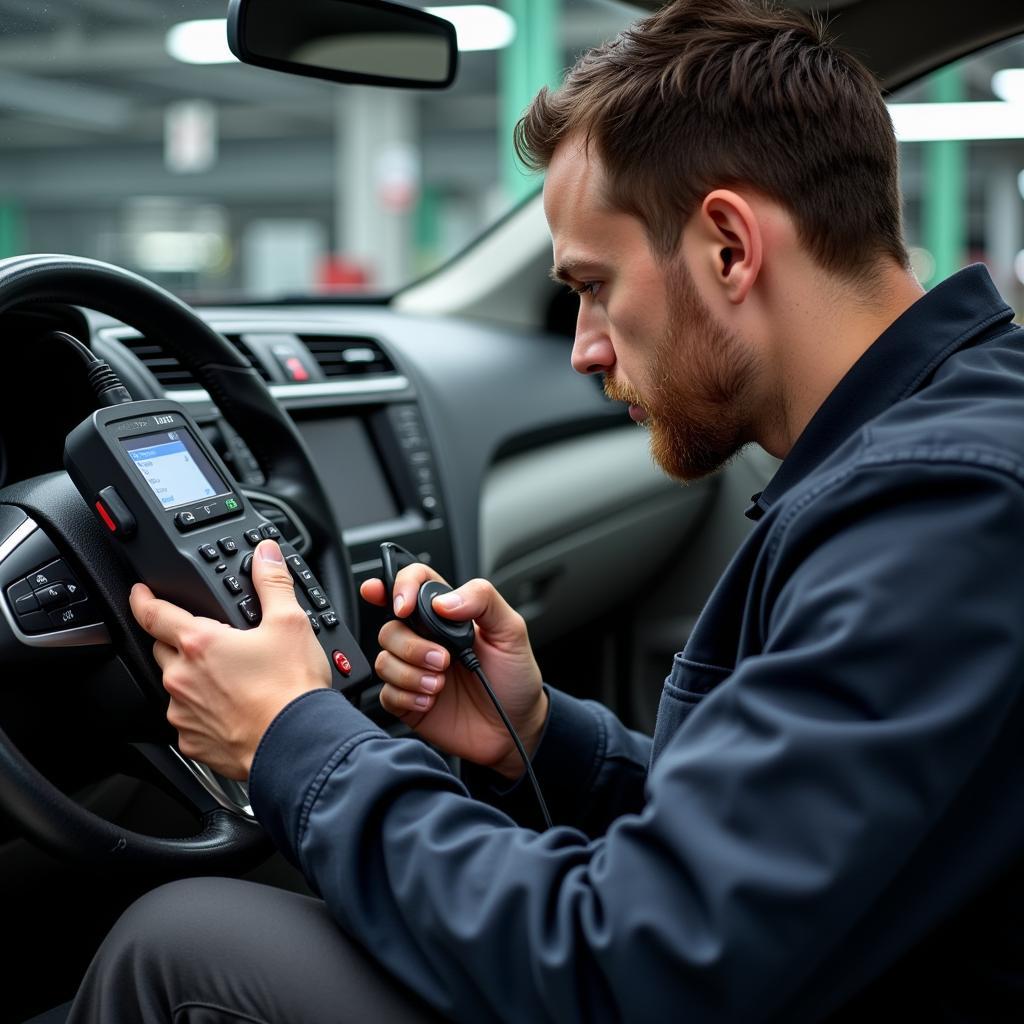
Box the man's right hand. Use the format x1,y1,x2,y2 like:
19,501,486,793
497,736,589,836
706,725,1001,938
360,565,548,780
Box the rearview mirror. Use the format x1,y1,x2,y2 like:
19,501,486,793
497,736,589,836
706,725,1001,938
227,0,458,89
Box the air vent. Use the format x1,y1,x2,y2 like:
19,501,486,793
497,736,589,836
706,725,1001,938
299,335,395,379
116,332,271,389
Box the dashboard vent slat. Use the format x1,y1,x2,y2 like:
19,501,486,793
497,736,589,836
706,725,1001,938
117,333,271,389
300,336,395,379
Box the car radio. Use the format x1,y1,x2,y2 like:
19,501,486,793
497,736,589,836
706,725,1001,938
63,398,370,690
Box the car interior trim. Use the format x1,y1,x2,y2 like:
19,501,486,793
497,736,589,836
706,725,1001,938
169,377,411,405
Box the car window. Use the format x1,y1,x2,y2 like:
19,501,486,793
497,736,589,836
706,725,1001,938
0,0,639,301
890,33,1024,316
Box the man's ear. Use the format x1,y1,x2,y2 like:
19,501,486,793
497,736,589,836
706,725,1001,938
697,190,762,304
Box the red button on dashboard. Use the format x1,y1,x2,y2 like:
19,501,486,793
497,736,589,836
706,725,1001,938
331,650,352,676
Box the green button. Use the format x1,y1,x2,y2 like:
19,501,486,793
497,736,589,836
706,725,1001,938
225,497,239,511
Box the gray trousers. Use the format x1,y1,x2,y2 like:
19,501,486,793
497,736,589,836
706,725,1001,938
44,877,445,1023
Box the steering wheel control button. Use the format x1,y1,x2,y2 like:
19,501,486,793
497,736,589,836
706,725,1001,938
307,587,329,610
259,522,281,540
243,528,262,546
331,650,352,676
49,604,95,630
240,553,254,576
198,544,219,562
7,578,33,605
306,609,321,635
223,575,243,595
18,610,51,634
35,583,71,609
96,486,137,538
174,510,199,532
238,598,260,625
319,610,339,629
215,563,228,574
14,592,39,616
217,537,238,555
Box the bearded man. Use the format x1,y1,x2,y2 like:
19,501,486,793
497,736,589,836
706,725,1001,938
52,1,1024,1022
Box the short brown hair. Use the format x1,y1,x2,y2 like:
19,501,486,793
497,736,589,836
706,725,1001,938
516,0,908,280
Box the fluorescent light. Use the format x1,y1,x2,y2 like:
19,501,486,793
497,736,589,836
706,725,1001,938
992,69,1024,105
888,102,1024,142
425,5,516,51
166,19,236,65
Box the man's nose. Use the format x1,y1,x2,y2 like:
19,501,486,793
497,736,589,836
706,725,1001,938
570,308,615,376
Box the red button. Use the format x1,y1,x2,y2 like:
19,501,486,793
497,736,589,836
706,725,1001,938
285,356,310,382
331,650,352,676
95,500,118,533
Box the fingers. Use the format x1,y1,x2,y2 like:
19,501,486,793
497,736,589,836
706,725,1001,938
360,578,387,607
390,563,445,617
250,540,303,622
152,639,176,670
375,647,444,694
430,578,524,643
377,619,449,673
130,583,196,646
379,681,434,719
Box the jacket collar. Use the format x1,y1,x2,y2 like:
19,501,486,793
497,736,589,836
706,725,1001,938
744,264,1017,521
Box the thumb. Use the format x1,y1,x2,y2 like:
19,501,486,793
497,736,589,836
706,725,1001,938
251,540,300,619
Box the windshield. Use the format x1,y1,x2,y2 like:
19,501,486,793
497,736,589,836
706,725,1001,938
0,0,639,301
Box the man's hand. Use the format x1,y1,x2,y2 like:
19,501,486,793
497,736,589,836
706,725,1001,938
360,565,548,780
130,539,331,781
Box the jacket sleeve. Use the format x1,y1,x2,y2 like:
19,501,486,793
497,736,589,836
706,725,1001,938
248,459,1024,1024
459,684,651,835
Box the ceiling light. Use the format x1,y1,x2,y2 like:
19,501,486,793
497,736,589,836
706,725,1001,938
425,5,516,51
887,102,1024,142
166,19,236,65
992,69,1024,105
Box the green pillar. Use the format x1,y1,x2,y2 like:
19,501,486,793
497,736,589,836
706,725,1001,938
414,184,441,273
0,203,23,258
500,0,561,202
922,65,965,287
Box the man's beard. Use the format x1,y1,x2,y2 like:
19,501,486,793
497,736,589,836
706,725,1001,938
604,261,759,482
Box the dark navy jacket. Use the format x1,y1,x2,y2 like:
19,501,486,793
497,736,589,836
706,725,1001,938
249,265,1024,1022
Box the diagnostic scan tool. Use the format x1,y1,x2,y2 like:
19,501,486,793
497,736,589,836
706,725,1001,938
64,398,370,690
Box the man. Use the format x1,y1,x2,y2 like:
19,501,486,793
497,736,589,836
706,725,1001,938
57,0,1024,1021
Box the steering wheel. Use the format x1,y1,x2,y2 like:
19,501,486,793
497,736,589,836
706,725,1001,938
0,254,358,875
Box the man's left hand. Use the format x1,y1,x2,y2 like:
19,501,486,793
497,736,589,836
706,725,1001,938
130,538,331,781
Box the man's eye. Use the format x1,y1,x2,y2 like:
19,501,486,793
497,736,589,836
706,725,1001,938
571,281,602,298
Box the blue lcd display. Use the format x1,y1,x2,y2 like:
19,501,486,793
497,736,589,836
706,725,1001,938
121,429,228,510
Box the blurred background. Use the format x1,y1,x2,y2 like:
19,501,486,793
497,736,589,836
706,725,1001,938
0,0,1019,311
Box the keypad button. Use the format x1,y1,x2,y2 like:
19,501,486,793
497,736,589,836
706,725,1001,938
35,583,70,609
217,537,239,556
6,579,32,605
285,554,306,575
259,522,281,540
306,587,329,610
238,598,260,625
243,528,262,546
240,553,254,576
198,544,219,562
223,575,243,595
174,510,200,532
319,610,339,629
305,610,321,635
14,592,38,616
215,563,228,574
